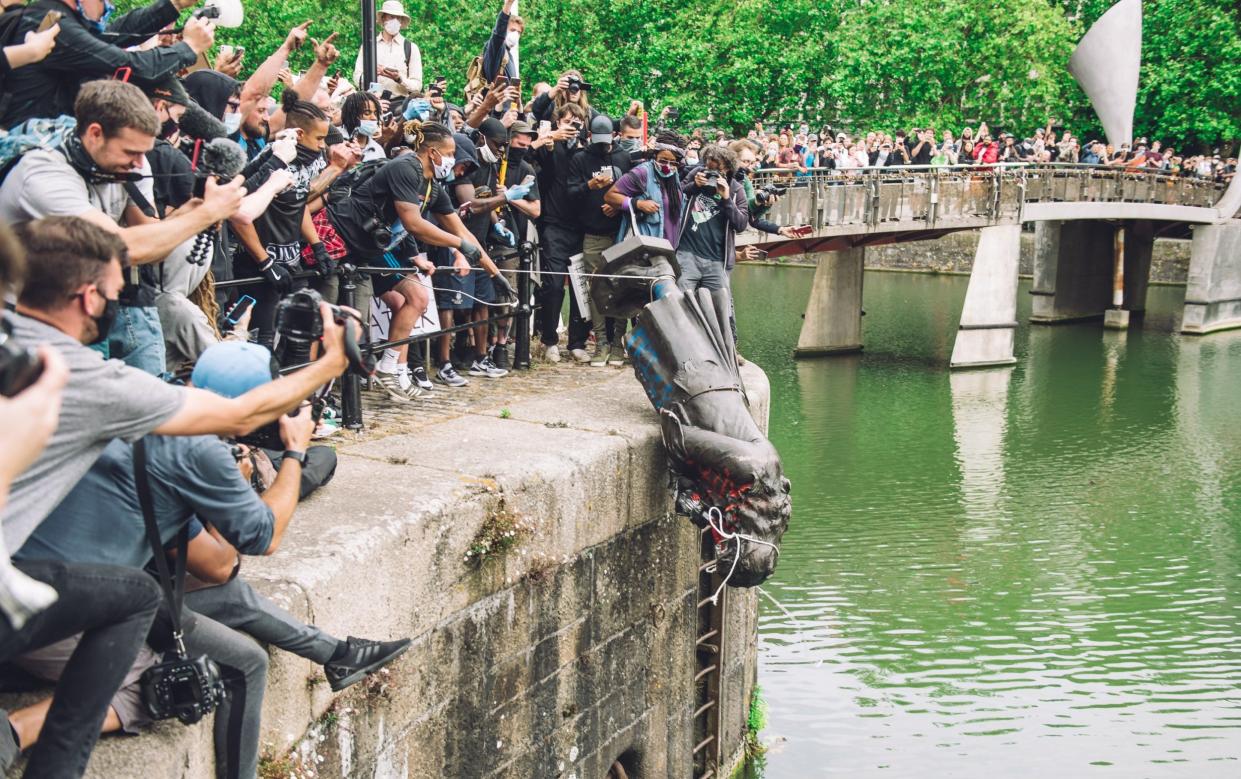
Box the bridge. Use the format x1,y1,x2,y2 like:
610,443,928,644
741,164,1241,368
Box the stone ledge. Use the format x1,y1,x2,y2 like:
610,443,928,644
4,362,770,778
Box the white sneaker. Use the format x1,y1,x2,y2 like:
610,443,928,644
545,345,561,363
373,369,414,403
570,348,590,363
410,366,434,391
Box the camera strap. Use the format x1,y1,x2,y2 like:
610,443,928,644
133,439,191,659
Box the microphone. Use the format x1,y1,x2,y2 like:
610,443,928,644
179,101,228,141
199,137,246,180
200,0,243,28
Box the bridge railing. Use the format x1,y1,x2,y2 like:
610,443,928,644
748,164,1229,235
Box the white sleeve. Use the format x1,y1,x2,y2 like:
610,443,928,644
406,42,422,94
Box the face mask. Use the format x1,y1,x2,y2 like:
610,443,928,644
655,161,676,178
616,138,641,153
589,142,610,155
294,144,321,167
505,30,520,49
78,0,114,31
358,119,380,137
383,19,401,36
506,147,527,168
160,117,179,140
478,143,499,164
685,151,699,165
87,295,119,346
433,153,455,181
223,112,242,134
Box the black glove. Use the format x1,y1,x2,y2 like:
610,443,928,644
258,257,293,294
492,273,515,302
458,240,482,265
311,243,336,277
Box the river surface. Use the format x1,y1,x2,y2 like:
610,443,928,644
731,264,1241,779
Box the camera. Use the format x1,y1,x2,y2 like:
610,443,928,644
565,75,592,94
755,183,787,206
700,170,722,187
0,318,42,398
140,653,228,725
271,288,375,376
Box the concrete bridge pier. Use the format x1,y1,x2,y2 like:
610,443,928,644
1182,220,1241,334
1030,220,1155,326
795,246,865,357
949,225,1021,369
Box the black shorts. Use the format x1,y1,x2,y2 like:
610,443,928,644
430,247,475,311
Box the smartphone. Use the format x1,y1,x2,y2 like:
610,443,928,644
368,81,382,95
750,249,769,261
223,295,256,326
538,120,552,136
507,77,521,92
219,44,234,60
36,10,62,32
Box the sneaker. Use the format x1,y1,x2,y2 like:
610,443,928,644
436,363,469,387
313,418,341,440
608,343,627,366
590,342,609,367
373,369,414,403
490,344,510,371
410,365,434,391
570,347,590,363
480,356,508,378
544,345,561,363
324,636,412,692
397,368,425,399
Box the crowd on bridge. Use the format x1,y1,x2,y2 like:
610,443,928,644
0,0,1235,773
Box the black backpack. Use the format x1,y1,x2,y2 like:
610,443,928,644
327,158,387,203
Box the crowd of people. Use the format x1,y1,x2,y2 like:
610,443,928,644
729,119,1237,182
0,0,1234,774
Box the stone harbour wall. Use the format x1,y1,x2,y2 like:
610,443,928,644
8,364,768,779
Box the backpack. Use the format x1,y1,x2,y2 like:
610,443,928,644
464,50,507,106
326,157,387,203
0,115,78,184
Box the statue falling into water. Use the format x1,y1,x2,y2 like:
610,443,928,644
588,225,792,587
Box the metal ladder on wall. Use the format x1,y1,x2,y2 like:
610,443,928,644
693,525,727,778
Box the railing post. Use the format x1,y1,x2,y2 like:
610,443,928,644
513,241,534,370
339,267,364,431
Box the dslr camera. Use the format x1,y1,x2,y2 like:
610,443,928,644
565,75,591,95
271,288,375,376
0,318,42,397
140,653,228,725
755,183,787,207
700,170,722,187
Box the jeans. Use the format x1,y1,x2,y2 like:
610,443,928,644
0,560,160,778
186,578,339,666
91,306,167,377
675,250,738,344
181,612,268,779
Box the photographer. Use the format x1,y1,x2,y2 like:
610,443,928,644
15,340,409,779
0,80,246,374
728,139,803,239
0,222,163,778
675,144,749,295
530,69,600,144
0,0,215,129
1,216,354,563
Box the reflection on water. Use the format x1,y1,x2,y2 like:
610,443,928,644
733,265,1241,778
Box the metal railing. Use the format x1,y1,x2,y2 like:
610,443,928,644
746,163,1231,236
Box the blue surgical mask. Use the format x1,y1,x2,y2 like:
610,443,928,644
79,0,115,32
222,112,242,134
358,119,380,137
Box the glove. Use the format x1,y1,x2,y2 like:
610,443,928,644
270,136,297,164
258,256,293,294
403,98,432,121
492,273,515,302
491,221,517,248
458,240,482,264
311,243,336,277
503,183,532,202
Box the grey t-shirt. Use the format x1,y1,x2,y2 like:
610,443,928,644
16,435,275,568
0,311,185,549
0,148,153,225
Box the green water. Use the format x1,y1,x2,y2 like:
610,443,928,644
732,265,1241,779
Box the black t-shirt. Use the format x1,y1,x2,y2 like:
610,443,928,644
680,186,728,261
533,140,581,230
328,155,436,259
568,145,627,237
147,139,194,215
244,149,325,263
498,155,539,242
908,137,933,165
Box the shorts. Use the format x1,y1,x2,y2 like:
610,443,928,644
371,249,412,297
472,268,495,306
430,246,475,311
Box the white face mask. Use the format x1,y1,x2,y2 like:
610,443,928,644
505,30,520,49
433,152,456,181
383,19,401,36
223,112,241,134
478,143,499,164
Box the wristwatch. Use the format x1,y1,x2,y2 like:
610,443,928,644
282,449,308,466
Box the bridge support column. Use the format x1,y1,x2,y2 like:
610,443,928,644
795,246,864,357
1105,221,1155,330
1030,220,1115,323
1182,220,1241,334
950,225,1020,369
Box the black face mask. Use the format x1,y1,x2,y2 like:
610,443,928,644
294,144,322,167
160,117,179,140
88,296,120,346
588,141,610,156
506,147,527,169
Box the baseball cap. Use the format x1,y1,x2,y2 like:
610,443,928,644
509,119,537,138
143,74,191,107
589,114,613,144
478,117,508,145
192,342,276,398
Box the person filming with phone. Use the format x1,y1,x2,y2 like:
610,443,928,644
352,0,422,96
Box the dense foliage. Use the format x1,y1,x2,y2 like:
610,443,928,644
119,0,1240,149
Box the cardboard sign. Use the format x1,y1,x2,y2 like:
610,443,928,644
369,271,440,342
567,252,591,319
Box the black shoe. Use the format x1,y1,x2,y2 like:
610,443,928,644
323,636,412,692
490,344,510,371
